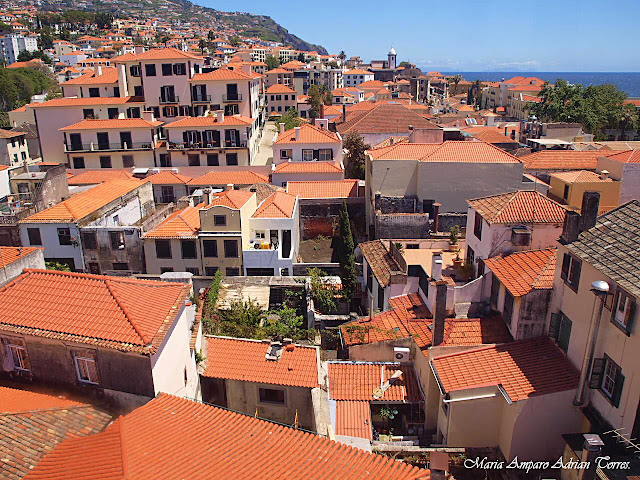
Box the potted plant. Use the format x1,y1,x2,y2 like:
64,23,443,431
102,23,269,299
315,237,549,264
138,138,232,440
449,225,460,251
453,248,463,268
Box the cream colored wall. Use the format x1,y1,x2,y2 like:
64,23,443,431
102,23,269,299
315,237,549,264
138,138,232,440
568,182,620,213
200,204,242,232
142,237,202,274
66,150,156,169
443,389,503,446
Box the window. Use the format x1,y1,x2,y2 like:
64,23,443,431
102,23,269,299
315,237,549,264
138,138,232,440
82,108,94,119
163,106,177,117
100,156,112,168
560,253,581,291
259,387,285,404
591,356,625,407
255,230,266,240
27,227,42,246
563,184,570,200
155,239,172,259
318,149,332,161
130,65,141,77
226,153,238,166
73,157,85,169
207,154,219,166
108,107,119,119
203,240,218,257
122,155,134,168
161,63,173,76
611,288,636,335
112,262,129,271
181,240,197,259
473,212,483,240
186,154,200,166
133,86,143,98
1,337,30,372
224,240,238,258
113,87,119,97
58,228,72,246
406,243,419,249
226,267,240,276
205,267,218,276
302,149,313,161
214,215,226,226
160,267,174,274
74,352,99,384
280,149,292,159
82,232,97,250
549,311,572,353
186,267,199,275
159,154,171,167
145,63,156,76
110,231,125,249
173,63,186,75
88,87,99,97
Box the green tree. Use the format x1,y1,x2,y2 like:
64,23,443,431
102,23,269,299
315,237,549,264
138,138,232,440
61,10,92,27
0,22,11,34
307,84,332,119
228,35,240,47
38,32,54,50
59,27,71,41
297,52,305,62
308,268,338,314
45,261,72,272
338,50,346,61
328,60,338,69
265,54,280,70
207,30,215,41
198,38,208,54
17,50,52,65
274,107,303,130
0,67,56,111
94,12,113,30
342,130,370,179
337,201,357,302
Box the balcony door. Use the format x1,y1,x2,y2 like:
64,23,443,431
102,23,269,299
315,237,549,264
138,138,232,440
192,84,207,102
69,133,82,151
119,132,132,149
97,132,109,150
226,83,238,101
161,85,176,103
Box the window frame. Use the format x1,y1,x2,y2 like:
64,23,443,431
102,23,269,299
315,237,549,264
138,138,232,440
610,287,636,336
214,215,227,227
2,337,30,372
145,63,156,76
161,63,173,76
74,354,99,385
224,239,238,258
27,227,42,246
82,231,97,250
155,239,172,259
57,227,72,246
318,148,332,161
560,252,581,292
473,211,483,240
258,387,286,405
203,239,218,258
181,239,197,259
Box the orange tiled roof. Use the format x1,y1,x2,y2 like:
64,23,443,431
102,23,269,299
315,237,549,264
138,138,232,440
0,386,112,480
25,394,428,480
203,337,319,388
360,240,403,287
370,141,520,163
266,83,296,94
273,160,342,174
191,68,261,81
252,191,296,218
484,249,557,297
31,96,144,108
328,362,422,402
275,123,340,144
0,246,41,268
60,67,118,85
206,189,254,209
431,337,579,401
22,179,146,223
338,103,440,135
463,127,518,144
520,150,606,170
335,400,372,440
0,269,190,354
164,114,253,128
345,68,372,75
146,170,192,184
286,180,359,199
60,118,162,131
468,190,567,224
66,169,133,185
550,170,613,183
606,149,640,163
143,203,203,239
188,170,268,186
115,47,202,62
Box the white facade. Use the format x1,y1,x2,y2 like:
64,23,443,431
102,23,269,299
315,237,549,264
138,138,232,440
0,34,37,64
344,70,374,87
0,133,30,166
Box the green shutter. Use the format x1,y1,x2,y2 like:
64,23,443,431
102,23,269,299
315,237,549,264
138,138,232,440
558,315,572,353
571,259,581,290
549,313,560,340
625,300,636,336
589,358,605,389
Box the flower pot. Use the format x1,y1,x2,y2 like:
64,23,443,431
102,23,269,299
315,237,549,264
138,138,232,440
449,243,458,252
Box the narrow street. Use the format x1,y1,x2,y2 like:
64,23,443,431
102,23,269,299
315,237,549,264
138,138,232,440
252,121,277,166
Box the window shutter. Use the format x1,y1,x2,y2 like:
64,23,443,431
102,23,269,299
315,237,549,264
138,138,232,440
183,132,188,143
558,315,572,353
549,313,560,340
589,358,605,389
611,370,625,408
561,253,570,280
610,289,620,323
571,260,581,290
213,130,220,146
313,149,319,160
625,299,636,336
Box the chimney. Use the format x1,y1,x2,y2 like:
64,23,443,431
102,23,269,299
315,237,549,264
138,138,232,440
432,282,447,346
279,122,285,134
94,63,102,76
408,124,414,131
561,211,581,244
294,127,301,141
142,110,155,122
431,251,443,281
342,103,346,120
504,126,508,136
320,103,325,118
578,434,604,480
217,109,225,123
203,187,213,204
579,191,600,232
432,203,441,233
224,183,234,191
599,169,609,180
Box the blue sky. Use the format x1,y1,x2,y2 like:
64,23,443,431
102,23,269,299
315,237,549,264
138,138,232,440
197,0,640,72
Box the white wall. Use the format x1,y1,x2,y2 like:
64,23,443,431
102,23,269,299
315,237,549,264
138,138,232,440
19,222,84,270
273,140,343,165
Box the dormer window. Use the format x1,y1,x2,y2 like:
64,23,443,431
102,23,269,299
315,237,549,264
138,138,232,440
611,287,636,335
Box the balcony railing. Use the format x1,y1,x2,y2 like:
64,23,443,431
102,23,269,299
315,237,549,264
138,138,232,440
192,94,211,102
64,142,153,152
159,196,176,204
168,141,248,150
222,93,243,103
159,95,180,104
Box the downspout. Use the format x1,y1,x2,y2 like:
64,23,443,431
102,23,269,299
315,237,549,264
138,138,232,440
573,280,610,406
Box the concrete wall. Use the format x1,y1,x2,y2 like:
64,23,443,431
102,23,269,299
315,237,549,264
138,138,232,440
273,140,343,165
271,169,344,187
81,226,146,274
0,248,44,285
375,212,430,239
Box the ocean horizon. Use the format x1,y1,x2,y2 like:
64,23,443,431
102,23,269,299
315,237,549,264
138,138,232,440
439,71,640,97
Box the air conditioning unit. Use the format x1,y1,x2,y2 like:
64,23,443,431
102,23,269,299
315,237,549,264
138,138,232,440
393,347,410,363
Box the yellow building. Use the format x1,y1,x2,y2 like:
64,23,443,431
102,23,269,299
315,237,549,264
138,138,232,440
548,170,621,214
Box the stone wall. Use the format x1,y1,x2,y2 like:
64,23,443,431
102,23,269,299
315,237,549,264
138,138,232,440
436,212,467,233
375,213,430,239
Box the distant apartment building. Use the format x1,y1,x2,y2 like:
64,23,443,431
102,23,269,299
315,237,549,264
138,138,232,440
273,123,343,165
344,68,374,87
0,129,30,166
265,84,297,115
0,33,37,64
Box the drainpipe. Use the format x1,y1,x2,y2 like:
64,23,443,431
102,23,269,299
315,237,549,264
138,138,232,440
573,280,610,406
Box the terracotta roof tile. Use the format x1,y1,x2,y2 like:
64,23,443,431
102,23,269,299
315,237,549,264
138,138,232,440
484,249,557,297
146,170,192,184
606,149,640,163
360,240,403,287
60,67,118,85
203,337,319,388
266,83,296,94
66,169,133,185
286,180,359,199
115,47,202,62
0,269,189,353
31,96,144,108
520,150,607,170
191,68,261,81
369,140,520,163
550,170,612,183
22,179,146,223
60,118,162,131
328,363,422,402
335,401,372,440
143,203,203,238
0,386,112,480
337,104,440,135
275,123,341,144
164,114,253,128
25,394,428,480
252,191,296,218
205,189,254,209
273,160,343,174
188,170,268,186
431,337,579,401
467,190,567,224
0,246,41,268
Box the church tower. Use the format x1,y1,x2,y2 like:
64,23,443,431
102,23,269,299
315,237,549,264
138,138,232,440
387,47,397,69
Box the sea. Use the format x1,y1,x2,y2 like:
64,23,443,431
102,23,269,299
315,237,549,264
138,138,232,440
440,72,640,98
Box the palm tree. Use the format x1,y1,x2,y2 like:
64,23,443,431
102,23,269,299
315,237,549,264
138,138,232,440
338,50,346,61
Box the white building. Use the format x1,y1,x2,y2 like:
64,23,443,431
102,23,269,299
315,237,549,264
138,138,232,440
273,122,343,165
0,34,37,64
343,68,374,87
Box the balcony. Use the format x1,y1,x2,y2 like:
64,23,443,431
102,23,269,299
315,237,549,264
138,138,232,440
192,94,211,103
222,93,243,103
159,95,180,104
168,141,248,150
64,142,153,153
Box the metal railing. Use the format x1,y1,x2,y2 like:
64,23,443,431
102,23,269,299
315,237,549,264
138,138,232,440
168,141,247,150
65,142,153,152
159,95,180,104
192,94,211,102
222,93,243,102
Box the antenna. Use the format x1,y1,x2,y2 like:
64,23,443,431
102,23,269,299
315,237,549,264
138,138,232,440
603,428,640,455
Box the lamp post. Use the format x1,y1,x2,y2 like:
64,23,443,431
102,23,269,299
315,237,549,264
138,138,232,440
574,280,610,406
